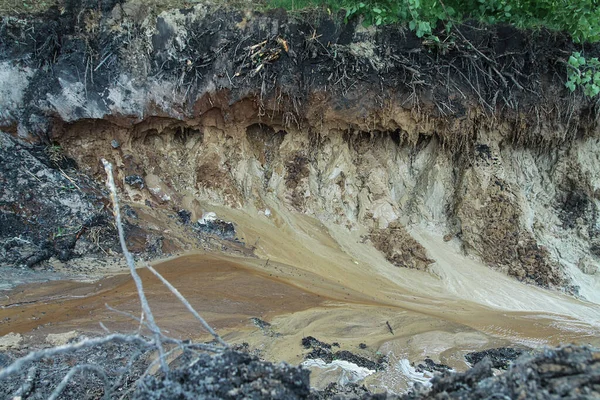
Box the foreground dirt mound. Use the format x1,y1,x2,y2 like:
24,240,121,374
133,350,311,400
132,344,600,399
408,345,600,400
0,340,149,399
1,343,597,399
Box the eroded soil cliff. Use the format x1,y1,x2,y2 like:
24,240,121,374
1,1,600,398
3,0,599,294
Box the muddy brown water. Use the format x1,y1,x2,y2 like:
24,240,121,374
0,255,326,339
2,252,598,353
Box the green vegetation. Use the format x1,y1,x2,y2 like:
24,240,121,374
2,0,598,97
268,0,600,43
45,144,64,165
268,0,600,97
566,52,600,97
0,0,54,15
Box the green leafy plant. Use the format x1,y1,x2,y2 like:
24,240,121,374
269,0,600,94
344,1,401,27
269,0,600,44
342,0,451,37
45,144,65,165
566,52,600,97
468,0,600,43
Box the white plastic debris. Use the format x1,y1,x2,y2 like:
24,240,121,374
198,212,217,225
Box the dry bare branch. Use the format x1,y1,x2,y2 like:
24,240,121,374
0,333,153,380
11,366,36,398
101,158,168,374
48,364,111,400
146,264,228,347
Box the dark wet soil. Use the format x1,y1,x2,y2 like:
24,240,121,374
133,350,310,400
0,340,150,400
302,336,387,372
464,347,526,370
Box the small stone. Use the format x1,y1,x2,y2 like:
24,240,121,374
46,330,79,346
125,175,145,189
577,257,598,275
0,332,22,350
111,139,120,149
177,209,192,224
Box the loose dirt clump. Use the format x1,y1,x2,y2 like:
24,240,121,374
464,347,526,370
196,218,238,242
301,336,387,372
415,358,452,375
370,222,434,271
285,152,310,212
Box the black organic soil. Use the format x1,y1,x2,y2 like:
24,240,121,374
464,347,525,370
0,340,150,400
0,133,117,268
2,1,599,143
132,350,311,400
302,336,387,371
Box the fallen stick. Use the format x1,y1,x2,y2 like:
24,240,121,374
101,159,168,374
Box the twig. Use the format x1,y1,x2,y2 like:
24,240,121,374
24,169,43,183
386,321,394,335
111,347,145,396
116,345,184,400
101,159,168,374
59,167,82,191
450,63,493,111
1,236,32,245
11,366,36,398
0,333,152,380
94,52,113,72
146,264,228,347
503,71,525,90
105,304,151,330
48,364,111,400
248,40,267,51
100,321,111,333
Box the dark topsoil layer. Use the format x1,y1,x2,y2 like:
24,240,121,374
1,0,599,141
1,340,598,399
